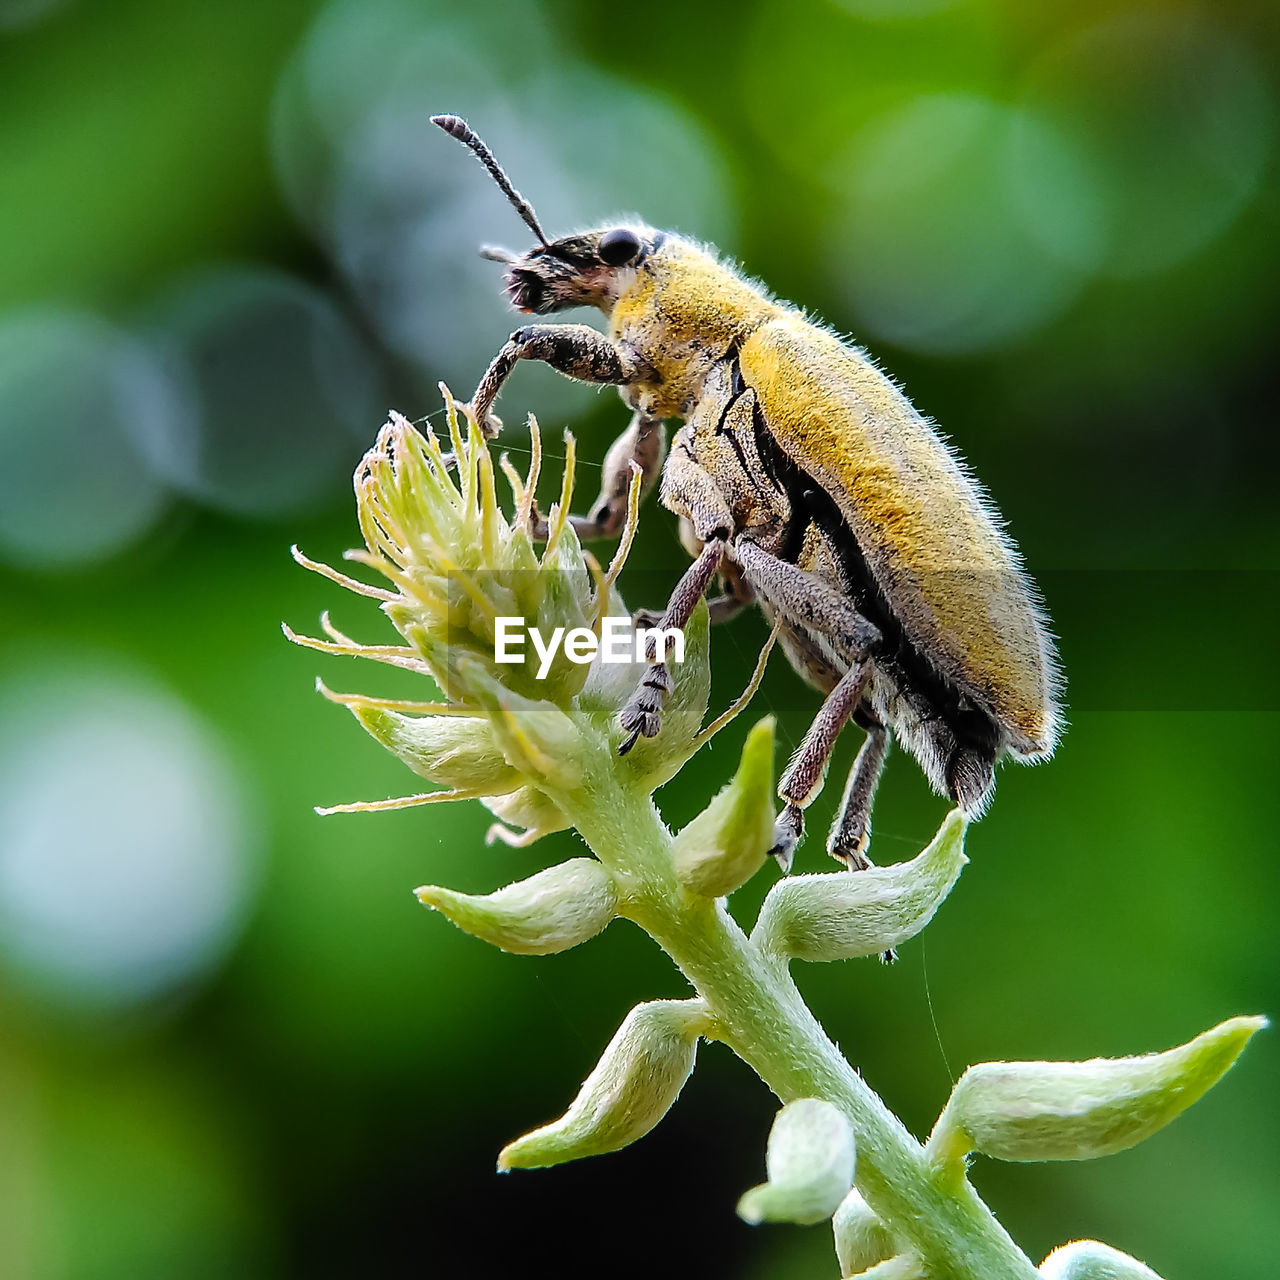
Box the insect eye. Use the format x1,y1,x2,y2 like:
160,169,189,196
598,228,642,267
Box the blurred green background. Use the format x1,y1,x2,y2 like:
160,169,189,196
0,0,1276,1276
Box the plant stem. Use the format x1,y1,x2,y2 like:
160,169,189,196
564,734,1039,1280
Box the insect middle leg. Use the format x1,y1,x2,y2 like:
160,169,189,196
770,660,873,871
618,537,728,754
527,411,667,542
632,557,754,629
732,539,881,663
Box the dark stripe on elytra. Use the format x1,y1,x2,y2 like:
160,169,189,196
750,397,786,495
708,354,758,479
738,397,1000,760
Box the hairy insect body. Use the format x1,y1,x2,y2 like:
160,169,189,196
742,320,1057,758
433,114,1061,871
610,239,775,420
624,246,1057,808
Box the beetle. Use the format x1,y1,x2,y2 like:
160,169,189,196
433,114,1062,872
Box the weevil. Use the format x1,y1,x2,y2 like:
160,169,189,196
433,114,1062,871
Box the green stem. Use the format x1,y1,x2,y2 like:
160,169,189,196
564,738,1039,1280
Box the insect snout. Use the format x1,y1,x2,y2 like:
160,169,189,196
504,268,545,313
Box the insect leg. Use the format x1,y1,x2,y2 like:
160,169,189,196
732,539,881,662
769,660,872,871
528,411,666,541
470,324,635,433
618,537,728,755
633,592,747,628
705,556,756,625
706,592,751,624
827,714,891,870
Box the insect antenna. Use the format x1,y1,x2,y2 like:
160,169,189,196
431,114,549,247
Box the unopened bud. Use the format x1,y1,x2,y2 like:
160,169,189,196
1039,1240,1163,1280
498,998,709,1169
737,1099,855,1226
928,1015,1266,1167
482,786,569,848
464,664,584,790
349,706,520,794
529,533,596,702
752,810,968,962
832,1188,899,1277
415,858,618,956
673,717,776,897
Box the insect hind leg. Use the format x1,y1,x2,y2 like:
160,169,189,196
770,659,872,871
827,711,890,871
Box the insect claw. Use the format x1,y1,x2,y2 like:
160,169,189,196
768,804,804,873
631,607,664,630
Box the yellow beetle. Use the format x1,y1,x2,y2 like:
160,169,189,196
435,115,1062,871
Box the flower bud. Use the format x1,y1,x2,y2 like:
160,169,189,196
1039,1240,1163,1280
481,786,569,848
737,1099,855,1226
348,705,521,795
928,1015,1266,1167
843,1258,925,1279
498,998,709,1170
415,858,618,956
673,717,776,898
752,810,968,962
832,1188,899,1277
528,529,597,703
464,664,584,791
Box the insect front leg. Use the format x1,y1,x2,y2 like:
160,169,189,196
827,714,891,870
617,537,728,755
771,660,873,872
469,324,638,435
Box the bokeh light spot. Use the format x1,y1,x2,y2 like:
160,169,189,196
0,661,259,1013
0,0,67,33
140,266,380,518
272,0,734,418
828,93,1098,354
0,310,173,570
1021,11,1275,277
